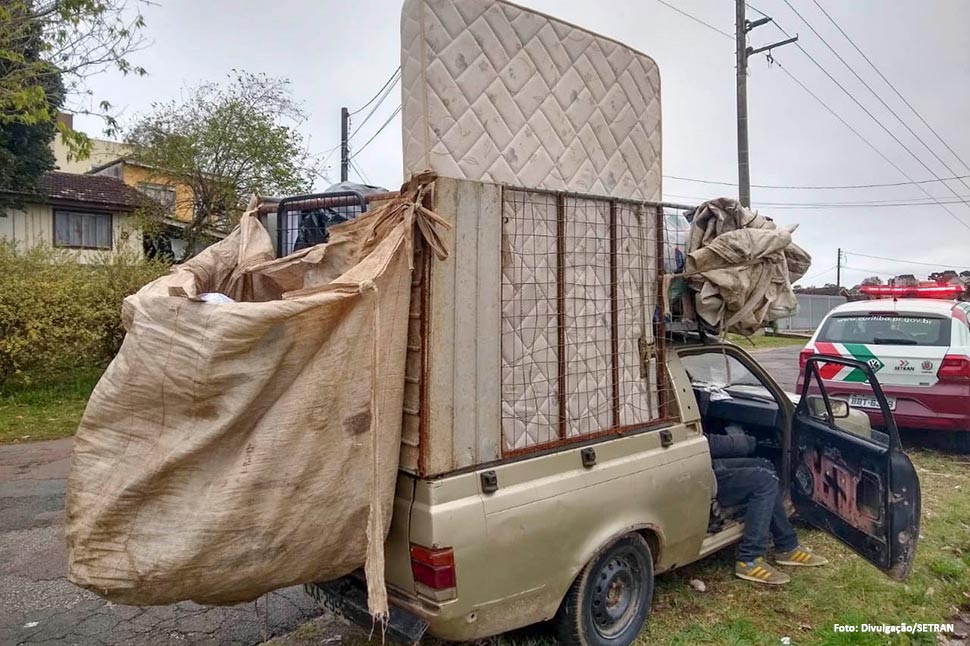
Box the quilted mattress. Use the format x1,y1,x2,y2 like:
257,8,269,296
401,0,662,201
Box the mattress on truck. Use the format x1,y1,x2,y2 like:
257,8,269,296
401,0,662,201
401,178,666,476
399,0,668,476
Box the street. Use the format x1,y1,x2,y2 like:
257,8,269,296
748,345,801,392
0,440,323,646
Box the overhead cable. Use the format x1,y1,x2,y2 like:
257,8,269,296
810,0,970,186
350,105,402,159
781,0,970,196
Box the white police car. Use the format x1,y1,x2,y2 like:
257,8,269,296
798,285,970,452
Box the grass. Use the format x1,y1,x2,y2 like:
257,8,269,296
727,332,809,350
639,448,970,646
0,365,102,443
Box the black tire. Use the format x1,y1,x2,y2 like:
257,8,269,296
554,534,654,646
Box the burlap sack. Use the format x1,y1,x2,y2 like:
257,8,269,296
66,180,448,618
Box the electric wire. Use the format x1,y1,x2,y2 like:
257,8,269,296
797,264,838,283
655,0,733,40
771,59,970,228
350,158,371,185
763,11,970,229
348,73,401,140
809,0,970,186
662,173,970,191
745,3,770,19
841,265,919,278
348,67,401,116
350,105,402,159
663,192,970,209
780,0,970,196
314,69,401,175
845,251,970,271
655,2,970,228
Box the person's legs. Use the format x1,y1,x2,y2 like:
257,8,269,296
713,457,799,552
769,492,799,554
713,459,780,563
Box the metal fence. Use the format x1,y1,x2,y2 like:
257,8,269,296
499,188,682,457
778,294,847,331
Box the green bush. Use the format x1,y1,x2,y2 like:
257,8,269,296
0,242,170,388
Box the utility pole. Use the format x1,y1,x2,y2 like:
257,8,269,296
735,1,798,208
340,107,350,183
836,247,842,289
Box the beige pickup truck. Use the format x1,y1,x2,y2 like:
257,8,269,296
291,179,921,646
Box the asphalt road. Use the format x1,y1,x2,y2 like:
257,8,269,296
0,346,805,646
749,345,801,393
0,439,323,646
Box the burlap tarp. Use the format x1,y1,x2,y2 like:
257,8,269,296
66,178,448,618
684,198,811,336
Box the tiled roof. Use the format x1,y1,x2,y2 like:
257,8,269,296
28,171,151,210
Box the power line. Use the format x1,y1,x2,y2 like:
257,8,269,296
655,0,733,40
809,0,970,184
772,194,970,207
348,67,401,116
663,192,970,209
780,0,970,197
797,264,838,283
841,265,922,278
768,7,970,230
350,158,371,185
845,251,970,271
655,2,970,227
662,173,970,191
348,72,401,140
745,3,770,19
350,104,402,159
771,59,970,228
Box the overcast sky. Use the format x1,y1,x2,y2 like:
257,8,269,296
74,0,970,286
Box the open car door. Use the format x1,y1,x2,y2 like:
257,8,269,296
792,355,921,581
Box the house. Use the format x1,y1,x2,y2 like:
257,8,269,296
51,113,134,174
49,113,227,258
88,158,196,225
0,172,151,262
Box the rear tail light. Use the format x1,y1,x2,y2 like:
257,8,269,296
799,348,814,370
410,544,456,590
937,355,970,382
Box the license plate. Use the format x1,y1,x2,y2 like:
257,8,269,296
304,578,428,644
305,581,346,617
848,394,896,411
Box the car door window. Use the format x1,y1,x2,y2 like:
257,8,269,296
801,357,891,448
680,352,772,400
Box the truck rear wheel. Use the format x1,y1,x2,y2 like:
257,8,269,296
554,534,654,646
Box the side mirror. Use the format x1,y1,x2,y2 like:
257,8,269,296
830,399,850,418
806,396,850,419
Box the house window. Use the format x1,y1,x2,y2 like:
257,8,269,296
138,183,176,213
53,210,113,250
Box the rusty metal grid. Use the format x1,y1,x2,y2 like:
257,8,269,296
500,188,683,457
272,191,369,258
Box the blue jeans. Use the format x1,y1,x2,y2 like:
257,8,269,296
713,457,799,562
